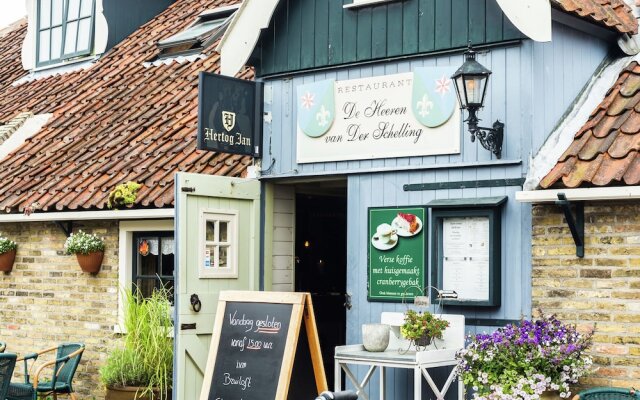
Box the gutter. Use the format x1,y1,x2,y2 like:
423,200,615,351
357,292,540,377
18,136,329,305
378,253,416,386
516,186,640,203
0,208,174,223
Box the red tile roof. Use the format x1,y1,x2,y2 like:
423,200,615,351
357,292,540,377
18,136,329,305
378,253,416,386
541,61,640,188
0,0,252,214
551,0,638,34
0,20,28,95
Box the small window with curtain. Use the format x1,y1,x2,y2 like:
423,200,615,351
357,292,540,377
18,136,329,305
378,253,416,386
199,210,238,278
37,0,95,67
133,232,175,301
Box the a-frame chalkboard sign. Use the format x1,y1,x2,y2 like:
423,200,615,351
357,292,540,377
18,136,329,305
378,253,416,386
200,291,328,400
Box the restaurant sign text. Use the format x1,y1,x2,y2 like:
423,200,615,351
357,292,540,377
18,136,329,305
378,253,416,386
296,68,460,163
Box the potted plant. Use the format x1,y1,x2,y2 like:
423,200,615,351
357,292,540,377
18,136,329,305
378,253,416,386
0,237,17,272
100,288,173,400
400,310,449,347
456,313,593,400
64,230,105,274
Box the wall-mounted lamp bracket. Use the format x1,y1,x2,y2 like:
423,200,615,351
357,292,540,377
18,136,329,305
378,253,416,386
55,221,73,238
466,109,504,159
555,193,584,258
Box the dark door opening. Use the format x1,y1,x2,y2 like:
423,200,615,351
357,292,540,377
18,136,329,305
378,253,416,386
295,191,347,390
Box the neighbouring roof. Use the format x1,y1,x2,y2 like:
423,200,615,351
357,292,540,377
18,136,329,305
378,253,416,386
541,60,640,188
0,0,251,214
0,20,27,95
551,0,638,34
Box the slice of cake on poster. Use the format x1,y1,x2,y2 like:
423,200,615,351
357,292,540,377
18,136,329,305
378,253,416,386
392,212,422,237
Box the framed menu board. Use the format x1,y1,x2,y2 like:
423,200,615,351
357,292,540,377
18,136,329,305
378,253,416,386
368,206,426,302
199,291,327,400
428,197,506,307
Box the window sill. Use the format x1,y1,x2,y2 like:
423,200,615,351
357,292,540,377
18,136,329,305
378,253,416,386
16,56,99,86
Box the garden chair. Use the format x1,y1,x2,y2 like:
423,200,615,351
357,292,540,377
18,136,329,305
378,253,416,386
6,343,84,400
573,388,639,400
0,353,17,400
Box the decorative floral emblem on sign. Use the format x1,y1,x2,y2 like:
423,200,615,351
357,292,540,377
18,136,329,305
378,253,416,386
412,67,458,128
297,80,335,138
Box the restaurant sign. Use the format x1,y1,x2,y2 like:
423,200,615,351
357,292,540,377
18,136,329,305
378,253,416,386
198,72,262,157
296,67,460,163
368,207,426,302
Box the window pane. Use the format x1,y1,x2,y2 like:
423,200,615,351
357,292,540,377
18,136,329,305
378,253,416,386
67,0,80,20
51,27,62,60
161,249,175,276
39,0,51,29
64,20,78,54
206,221,216,241
219,246,228,268
39,30,51,62
219,221,228,242
136,278,156,299
206,244,216,268
76,18,91,52
80,0,93,17
52,0,63,25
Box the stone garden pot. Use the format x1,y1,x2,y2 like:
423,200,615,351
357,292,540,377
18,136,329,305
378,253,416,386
362,323,390,352
105,386,171,400
75,251,103,274
0,249,16,273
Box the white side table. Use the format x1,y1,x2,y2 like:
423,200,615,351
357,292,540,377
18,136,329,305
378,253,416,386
334,344,462,400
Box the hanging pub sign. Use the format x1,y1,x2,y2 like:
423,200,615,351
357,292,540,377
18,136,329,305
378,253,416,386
198,72,262,157
368,206,427,302
296,67,461,163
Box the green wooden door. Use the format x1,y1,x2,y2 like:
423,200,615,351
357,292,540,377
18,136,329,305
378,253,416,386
174,172,261,400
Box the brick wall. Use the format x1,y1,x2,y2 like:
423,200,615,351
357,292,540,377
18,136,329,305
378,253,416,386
532,202,640,388
0,220,119,399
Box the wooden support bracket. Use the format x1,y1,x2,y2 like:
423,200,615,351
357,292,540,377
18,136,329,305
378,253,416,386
555,193,584,258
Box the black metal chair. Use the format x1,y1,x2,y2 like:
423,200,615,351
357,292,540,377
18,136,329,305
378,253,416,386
0,353,17,400
6,343,84,400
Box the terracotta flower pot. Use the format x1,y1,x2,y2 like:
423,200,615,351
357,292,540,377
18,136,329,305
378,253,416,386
105,386,171,400
0,249,16,272
539,391,561,400
75,251,103,274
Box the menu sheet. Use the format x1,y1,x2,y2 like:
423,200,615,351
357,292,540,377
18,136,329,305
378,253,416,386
442,217,490,302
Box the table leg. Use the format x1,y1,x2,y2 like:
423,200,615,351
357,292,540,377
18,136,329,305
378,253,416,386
379,366,385,400
458,372,464,400
335,359,342,391
414,367,422,400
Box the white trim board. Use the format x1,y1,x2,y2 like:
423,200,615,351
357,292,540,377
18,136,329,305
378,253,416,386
516,186,640,203
0,208,174,222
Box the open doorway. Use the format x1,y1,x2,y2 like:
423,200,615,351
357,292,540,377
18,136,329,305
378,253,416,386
295,182,347,389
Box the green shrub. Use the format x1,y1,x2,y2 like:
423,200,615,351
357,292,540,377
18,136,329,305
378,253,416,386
100,288,173,398
64,230,105,255
0,237,17,254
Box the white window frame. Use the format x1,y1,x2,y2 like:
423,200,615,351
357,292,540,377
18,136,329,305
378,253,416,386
117,219,173,332
198,209,239,279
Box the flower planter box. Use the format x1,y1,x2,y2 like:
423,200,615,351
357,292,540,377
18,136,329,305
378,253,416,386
0,249,16,272
76,251,103,274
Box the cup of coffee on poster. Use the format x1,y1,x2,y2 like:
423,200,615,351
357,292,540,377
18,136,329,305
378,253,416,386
376,223,396,244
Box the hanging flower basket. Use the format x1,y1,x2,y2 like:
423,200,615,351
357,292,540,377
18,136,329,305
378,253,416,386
0,237,17,273
75,251,104,274
64,230,105,274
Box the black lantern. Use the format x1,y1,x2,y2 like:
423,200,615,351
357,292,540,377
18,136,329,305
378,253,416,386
451,45,504,159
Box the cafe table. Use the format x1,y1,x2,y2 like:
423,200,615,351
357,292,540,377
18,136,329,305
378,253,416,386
334,313,464,400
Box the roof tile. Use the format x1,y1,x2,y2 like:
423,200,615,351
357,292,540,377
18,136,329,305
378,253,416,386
551,0,638,34
0,0,252,213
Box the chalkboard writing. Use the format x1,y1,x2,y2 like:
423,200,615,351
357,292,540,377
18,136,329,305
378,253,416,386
208,302,292,400
200,291,327,400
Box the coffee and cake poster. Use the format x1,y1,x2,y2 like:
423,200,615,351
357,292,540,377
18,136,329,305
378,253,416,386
368,207,426,302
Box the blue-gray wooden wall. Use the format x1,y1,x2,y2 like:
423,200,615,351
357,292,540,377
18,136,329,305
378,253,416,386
261,21,610,399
